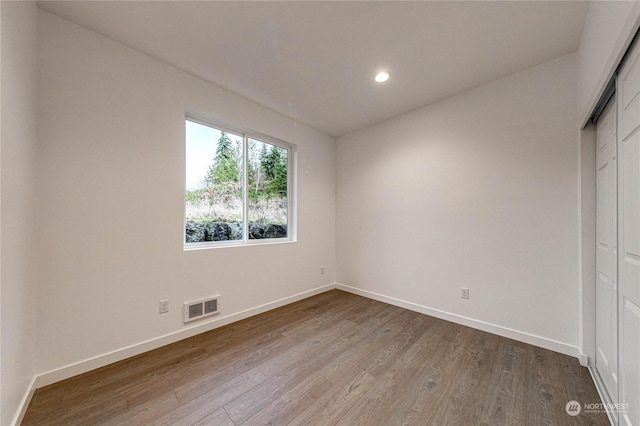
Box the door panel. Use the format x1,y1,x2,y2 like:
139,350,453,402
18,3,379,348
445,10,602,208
622,298,640,425
618,39,640,426
621,51,640,139
596,97,619,404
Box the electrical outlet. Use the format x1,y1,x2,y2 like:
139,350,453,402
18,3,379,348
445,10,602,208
159,300,169,314
461,288,470,300
320,266,325,275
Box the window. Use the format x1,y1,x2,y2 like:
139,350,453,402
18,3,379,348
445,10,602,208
185,115,294,248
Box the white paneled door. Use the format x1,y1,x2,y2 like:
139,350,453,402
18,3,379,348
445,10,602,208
617,38,640,426
596,96,619,405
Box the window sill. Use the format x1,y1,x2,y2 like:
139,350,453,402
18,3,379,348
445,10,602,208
183,238,296,251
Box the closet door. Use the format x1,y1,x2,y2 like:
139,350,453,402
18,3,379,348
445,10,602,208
596,96,619,405
617,38,640,426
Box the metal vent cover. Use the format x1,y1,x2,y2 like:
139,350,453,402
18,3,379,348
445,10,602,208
184,295,220,323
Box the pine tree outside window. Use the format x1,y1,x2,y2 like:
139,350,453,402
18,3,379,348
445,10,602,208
184,115,295,248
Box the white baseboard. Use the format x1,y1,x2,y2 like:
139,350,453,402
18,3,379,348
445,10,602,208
579,352,590,367
336,283,583,360
36,282,584,390
12,375,38,426
37,284,336,387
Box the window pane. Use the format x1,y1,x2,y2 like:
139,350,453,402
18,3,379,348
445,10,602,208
247,138,288,239
185,120,244,243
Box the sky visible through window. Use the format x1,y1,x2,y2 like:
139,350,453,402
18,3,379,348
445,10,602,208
185,120,215,190
185,120,242,190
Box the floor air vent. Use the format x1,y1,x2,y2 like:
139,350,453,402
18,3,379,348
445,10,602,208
184,296,220,323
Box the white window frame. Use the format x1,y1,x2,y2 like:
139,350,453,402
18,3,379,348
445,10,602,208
184,113,296,250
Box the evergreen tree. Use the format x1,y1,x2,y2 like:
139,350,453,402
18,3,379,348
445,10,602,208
248,140,261,197
204,131,240,185
259,143,271,179
262,146,287,197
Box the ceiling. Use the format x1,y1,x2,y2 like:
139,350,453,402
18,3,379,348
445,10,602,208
38,1,590,138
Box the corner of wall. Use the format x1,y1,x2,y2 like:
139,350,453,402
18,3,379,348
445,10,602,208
11,377,38,426
1,1,41,424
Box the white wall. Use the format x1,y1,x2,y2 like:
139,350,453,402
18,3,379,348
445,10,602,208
36,10,336,381
1,1,40,424
337,55,581,355
577,1,640,126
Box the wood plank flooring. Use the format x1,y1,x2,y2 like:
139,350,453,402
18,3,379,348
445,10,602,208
22,290,609,425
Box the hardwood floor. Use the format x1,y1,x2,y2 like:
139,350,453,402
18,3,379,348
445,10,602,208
23,290,608,425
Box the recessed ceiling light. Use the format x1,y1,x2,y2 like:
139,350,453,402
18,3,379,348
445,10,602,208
374,71,390,83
